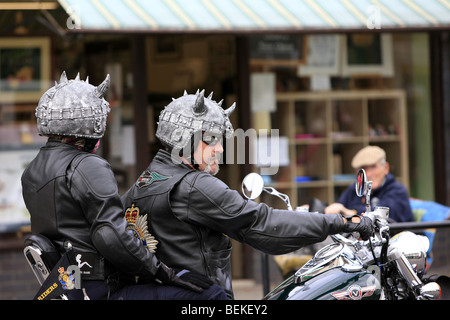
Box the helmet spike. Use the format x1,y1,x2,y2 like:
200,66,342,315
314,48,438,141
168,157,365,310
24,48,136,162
59,71,68,84
183,90,188,96
75,72,80,81
217,99,223,107
207,92,213,99
224,102,236,117
94,74,110,98
85,76,89,84
193,89,206,115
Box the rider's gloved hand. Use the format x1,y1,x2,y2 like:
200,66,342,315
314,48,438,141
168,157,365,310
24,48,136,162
155,262,204,293
176,269,214,289
342,214,374,241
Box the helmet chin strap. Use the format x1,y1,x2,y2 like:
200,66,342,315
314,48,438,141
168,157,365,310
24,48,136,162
175,134,201,168
180,156,198,170
179,156,218,175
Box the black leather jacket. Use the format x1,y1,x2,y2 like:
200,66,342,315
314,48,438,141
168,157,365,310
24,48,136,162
121,150,346,299
21,140,160,281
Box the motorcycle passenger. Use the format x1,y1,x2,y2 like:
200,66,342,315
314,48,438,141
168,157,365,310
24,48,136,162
21,73,227,300
325,145,413,222
121,90,374,299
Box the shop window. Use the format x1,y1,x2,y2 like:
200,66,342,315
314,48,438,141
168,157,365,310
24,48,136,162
249,32,434,205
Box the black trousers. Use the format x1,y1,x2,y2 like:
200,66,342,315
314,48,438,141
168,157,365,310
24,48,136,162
66,280,228,300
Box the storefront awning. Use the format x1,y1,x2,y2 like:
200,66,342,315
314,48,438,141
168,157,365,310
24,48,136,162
58,0,450,33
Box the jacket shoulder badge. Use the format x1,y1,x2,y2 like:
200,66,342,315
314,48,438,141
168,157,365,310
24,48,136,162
125,204,158,253
136,170,170,189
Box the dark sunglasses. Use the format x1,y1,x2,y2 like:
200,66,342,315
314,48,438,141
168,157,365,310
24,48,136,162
202,135,222,146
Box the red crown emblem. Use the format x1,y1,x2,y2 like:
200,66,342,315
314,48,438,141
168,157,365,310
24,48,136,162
125,204,139,225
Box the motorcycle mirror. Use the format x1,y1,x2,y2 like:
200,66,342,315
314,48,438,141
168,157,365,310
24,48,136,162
242,173,264,200
355,169,368,197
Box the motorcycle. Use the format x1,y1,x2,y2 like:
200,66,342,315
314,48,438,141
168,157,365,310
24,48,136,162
242,169,450,300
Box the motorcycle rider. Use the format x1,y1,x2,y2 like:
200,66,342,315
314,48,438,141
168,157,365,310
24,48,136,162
21,73,227,300
325,145,413,222
121,90,374,299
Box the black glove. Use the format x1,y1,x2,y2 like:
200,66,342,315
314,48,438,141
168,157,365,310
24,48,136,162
176,269,214,289
155,263,203,293
342,214,374,241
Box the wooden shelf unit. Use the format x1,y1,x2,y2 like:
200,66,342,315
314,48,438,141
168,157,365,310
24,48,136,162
260,89,409,208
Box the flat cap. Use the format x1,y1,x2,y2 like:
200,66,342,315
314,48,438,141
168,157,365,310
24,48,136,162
351,146,386,169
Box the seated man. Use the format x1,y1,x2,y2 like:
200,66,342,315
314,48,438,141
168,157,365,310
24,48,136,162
325,146,413,222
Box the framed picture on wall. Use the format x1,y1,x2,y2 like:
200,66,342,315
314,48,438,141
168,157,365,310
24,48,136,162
298,34,342,76
0,37,51,103
341,33,393,76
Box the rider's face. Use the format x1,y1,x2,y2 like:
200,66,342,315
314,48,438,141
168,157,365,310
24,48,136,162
193,135,224,175
361,160,389,190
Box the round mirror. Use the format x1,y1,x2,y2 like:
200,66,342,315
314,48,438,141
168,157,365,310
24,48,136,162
355,169,367,197
242,173,264,200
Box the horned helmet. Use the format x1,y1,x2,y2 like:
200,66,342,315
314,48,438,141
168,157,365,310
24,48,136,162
35,71,110,139
156,89,235,152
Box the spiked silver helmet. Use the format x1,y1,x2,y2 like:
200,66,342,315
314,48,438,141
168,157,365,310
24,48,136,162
156,89,236,151
35,71,110,139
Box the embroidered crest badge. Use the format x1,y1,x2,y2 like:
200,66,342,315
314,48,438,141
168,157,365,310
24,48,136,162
58,267,76,290
125,204,158,253
136,170,170,189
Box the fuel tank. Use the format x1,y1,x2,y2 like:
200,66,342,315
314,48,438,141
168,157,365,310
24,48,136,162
264,267,382,300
